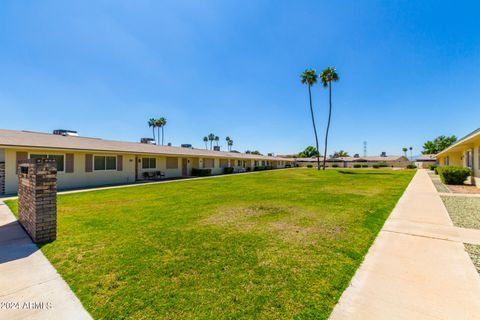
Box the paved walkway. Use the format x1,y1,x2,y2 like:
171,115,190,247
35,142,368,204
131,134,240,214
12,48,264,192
330,169,480,320
0,202,91,320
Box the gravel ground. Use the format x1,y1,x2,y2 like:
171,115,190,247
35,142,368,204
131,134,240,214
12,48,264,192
428,172,450,193
441,196,480,229
465,244,480,274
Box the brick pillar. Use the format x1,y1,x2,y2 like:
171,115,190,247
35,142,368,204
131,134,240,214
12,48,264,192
17,158,57,243
0,162,5,195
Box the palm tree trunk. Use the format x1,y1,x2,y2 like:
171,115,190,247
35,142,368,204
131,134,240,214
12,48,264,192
152,127,155,142
323,82,332,171
308,85,320,170
157,127,160,145
161,126,164,145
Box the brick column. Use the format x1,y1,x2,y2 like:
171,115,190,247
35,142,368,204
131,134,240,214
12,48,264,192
0,162,5,195
17,158,57,243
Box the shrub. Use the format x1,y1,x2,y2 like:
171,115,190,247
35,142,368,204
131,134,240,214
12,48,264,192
406,164,417,169
192,168,212,177
353,164,361,168
429,164,437,171
307,165,313,168
254,166,266,171
265,166,274,170
223,167,234,174
437,166,471,185
246,167,251,172
372,164,380,169
378,162,388,168
332,164,339,168
362,165,368,168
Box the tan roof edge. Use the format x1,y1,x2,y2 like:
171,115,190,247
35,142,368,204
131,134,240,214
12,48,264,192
436,128,480,157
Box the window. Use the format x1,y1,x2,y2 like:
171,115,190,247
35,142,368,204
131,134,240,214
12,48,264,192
94,156,117,171
203,158,214,168
142,158,156,169
166,157,178,169
220,159,228,168
30,154,65,172
444,156,449,166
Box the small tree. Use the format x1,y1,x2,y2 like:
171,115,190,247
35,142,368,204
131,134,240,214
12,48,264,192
402,147,408,157
422,135,457,154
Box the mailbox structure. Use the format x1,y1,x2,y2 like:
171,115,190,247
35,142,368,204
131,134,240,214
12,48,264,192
17,158,57,243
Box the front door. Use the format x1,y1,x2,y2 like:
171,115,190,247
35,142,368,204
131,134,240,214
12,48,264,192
182,158,188,176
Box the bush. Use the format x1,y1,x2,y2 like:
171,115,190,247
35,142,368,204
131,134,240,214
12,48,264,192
372,164,380,169
265,166,274,170
332,164,339,168
246,167,251,172
429,164,437,171
192,168,212,177
362,165,368,168
434,167,439,175
307,165,313,168
437,166,471,185
223,167,234,174
406,164,417,169
378,162,388,168
353,164,361,168
254,166,266,171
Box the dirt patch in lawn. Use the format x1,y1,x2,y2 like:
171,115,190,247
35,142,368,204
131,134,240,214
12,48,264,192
202,205,344,244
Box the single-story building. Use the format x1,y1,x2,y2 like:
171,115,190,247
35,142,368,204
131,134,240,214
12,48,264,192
414,154,436,169
0,129,294,195
436,128,480,186
295,155,410,168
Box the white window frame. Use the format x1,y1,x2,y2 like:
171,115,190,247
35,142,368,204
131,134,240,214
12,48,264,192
93,155,117,171
29,153,65,173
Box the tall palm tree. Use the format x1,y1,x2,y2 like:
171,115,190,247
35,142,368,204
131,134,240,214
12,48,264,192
228,139,233,151
409,146,413,160
402,147,408,158
157,117,167,145
214,136,219,147
225,137,231,151
320,67,339,170
301,69,320,170
148,118,156,143
203,136,208,150
208,133,215,150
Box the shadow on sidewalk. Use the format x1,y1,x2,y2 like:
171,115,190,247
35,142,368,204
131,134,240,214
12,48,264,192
0,220,39,264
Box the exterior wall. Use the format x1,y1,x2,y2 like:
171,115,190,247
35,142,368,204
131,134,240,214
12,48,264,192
1,147,294,194
436,136,480,186
4,148,136,194
0,161,4,194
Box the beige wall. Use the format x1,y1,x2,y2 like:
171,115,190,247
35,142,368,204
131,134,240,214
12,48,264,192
4,148,136,194
1,147,293,194
436,136,480,186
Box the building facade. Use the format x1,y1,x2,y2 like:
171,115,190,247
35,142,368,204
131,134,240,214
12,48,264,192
0,129,293,195
436,128,480,186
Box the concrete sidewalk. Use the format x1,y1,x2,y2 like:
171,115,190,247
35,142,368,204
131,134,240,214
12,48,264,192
0,202,91,320
330,169,480,320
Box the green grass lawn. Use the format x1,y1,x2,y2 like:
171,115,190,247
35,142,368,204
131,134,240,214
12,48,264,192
5,168,414,319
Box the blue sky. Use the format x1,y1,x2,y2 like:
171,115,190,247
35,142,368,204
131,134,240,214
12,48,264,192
1,1,479,156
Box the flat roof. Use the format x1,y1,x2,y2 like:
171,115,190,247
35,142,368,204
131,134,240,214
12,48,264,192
436,128,480,157
0,129,293,162
295,156,406,162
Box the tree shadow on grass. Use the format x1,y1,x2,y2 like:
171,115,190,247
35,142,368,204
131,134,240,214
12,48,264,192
337,170,393,175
